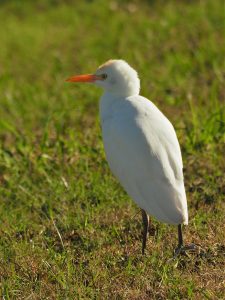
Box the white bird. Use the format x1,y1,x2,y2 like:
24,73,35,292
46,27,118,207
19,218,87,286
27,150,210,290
66,59,195,255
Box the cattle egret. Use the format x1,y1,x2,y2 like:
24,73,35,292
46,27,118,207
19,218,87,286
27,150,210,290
66,59,195,256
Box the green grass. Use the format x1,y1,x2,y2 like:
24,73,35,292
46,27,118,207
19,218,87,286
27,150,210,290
0,0,225,299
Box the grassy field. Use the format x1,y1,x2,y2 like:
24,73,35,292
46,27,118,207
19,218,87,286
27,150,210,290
0,0,225,299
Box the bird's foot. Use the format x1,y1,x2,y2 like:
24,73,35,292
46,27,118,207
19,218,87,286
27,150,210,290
166,243,198,262
173,243,198,259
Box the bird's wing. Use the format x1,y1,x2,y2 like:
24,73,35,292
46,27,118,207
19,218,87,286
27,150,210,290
101,95,188,225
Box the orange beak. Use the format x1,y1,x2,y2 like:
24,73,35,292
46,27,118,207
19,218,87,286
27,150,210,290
65,74,102,83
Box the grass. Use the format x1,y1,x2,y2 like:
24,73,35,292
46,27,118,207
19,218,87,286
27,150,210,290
0,0,225,299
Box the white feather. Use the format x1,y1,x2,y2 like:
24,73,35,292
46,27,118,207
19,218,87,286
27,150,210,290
70,59,189,226
100,92,188,225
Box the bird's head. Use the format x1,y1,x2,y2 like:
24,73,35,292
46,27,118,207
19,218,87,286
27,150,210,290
66,59,140,97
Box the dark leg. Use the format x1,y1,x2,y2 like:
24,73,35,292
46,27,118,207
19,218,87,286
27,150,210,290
141,209,149,255
178,224,183,247
173,224,197,258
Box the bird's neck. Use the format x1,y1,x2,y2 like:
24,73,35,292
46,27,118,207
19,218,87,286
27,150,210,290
99,92,122,123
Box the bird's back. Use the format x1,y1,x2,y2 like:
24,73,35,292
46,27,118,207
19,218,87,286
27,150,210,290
100,94,188,225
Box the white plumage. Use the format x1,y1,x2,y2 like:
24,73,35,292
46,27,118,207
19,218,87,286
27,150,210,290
100,92,188,225
66,59,191,254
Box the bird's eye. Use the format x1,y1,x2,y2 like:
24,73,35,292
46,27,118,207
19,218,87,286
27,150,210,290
101,73,107,80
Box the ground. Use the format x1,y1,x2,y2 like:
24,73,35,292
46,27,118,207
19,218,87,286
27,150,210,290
0,0,224,299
